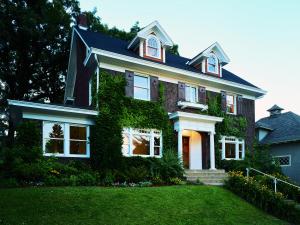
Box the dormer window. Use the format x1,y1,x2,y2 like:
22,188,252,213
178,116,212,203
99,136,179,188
146,35,161,59
207,54,218,74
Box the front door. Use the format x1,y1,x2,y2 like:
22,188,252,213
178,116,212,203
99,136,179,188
182,136,190,169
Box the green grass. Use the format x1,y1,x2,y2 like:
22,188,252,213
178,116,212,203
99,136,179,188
0,185,287,225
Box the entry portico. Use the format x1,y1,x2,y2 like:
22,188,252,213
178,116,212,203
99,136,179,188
169,112,223,170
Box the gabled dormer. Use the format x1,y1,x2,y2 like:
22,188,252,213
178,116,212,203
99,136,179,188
187,42,230,77
127,21,173,63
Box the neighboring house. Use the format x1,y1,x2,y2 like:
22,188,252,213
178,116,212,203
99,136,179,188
8,16,265,171
256,105,300,184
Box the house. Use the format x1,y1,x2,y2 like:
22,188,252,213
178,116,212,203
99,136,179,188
8,16,266,171
256,105,300,184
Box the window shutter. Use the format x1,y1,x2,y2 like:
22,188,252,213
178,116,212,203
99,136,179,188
221,91,227,112
150,76,159,101
237,95,243,115
178,82,185,101
125,70,134,97
198,86,206,104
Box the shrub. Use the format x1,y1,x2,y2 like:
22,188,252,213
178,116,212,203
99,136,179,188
225,171,300,224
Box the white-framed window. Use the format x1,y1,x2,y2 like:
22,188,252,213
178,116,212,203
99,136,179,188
207,53,218,74
122,128,162,157
185,85,198,103
219,136,245,160
146,35,161,59
274,155,291,167
43,121,90,158
226,94,236,114
134,74,150,101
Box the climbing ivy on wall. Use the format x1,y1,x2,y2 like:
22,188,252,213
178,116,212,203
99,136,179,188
90,70,174,170
206,92,248,169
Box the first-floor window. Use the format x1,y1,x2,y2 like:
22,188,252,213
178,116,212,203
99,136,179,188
122,128,162,157
274,155,291,167
219,136,245,160
43,121,90,158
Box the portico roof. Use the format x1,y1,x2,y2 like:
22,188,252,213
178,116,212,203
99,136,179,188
169,111,223,123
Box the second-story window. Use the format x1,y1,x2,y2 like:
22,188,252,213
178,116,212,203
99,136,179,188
185,85,198,103
226,94,236,114
134,74,150,101
146,35,161,59
207,54,218,74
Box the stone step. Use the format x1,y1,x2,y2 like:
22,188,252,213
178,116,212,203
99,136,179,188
185,169,225,174
185,174,228,178
187,177,227,182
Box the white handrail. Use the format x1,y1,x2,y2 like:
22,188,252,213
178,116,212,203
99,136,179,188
246,167,300,192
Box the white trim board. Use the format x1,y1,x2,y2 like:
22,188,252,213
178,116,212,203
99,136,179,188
8,99,98,116
91,48,266,98
98,63,257,100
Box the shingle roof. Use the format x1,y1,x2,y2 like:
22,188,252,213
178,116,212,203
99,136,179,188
267,104,284,112
256,112,300,145
75,27,258,88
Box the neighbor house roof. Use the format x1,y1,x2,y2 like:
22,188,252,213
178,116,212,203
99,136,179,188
75,27,258,89
256,112,300,145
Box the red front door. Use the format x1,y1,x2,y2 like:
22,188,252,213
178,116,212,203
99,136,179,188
182,136,190,169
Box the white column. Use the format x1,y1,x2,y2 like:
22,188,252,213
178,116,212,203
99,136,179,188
177,129,183,163
209,132,216,170
221,136,225,160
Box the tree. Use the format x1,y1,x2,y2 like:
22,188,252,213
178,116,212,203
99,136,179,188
0,0,80,144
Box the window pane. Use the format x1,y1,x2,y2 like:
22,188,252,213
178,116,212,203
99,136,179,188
148,47,158,57
148,38,158,48
134,87,148,100
132,134,150,155
226,95,235,113
225,143,236,159
154,147,160,156
45,139,64,154
122,133,130,155
70,141,87,155
239,144,243,159
275,156,290,166
190,87,197,103
208,56,216,65
154,136,160,146
208,64,216,72
44,123,64,139
185,86,190,102
70,126,86,140
134,75,148,88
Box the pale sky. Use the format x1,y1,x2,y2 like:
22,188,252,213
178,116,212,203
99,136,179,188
79,0,300,120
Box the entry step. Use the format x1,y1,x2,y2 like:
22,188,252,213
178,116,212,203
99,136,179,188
185,169,228,186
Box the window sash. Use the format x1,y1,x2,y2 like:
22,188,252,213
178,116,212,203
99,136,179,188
134,75,150,101
226,94,236,114
185,85,198,103
219,136,244,160
122,128,162,157
274,155,291,166
43,122,90,158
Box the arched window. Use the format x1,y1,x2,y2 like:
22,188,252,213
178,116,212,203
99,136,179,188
207,54,218,74
146,35,161,58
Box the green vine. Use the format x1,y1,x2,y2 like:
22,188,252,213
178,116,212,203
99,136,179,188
90,71,174,170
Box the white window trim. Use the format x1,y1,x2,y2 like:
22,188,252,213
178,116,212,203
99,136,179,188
122,128,162,158
185,84,198,103
274,155,291,167
43,121,90,158
226,93,237,115
207,53,219,74
145,34,161,59
88,78,92,106
134,73,151,101
219,136,245,160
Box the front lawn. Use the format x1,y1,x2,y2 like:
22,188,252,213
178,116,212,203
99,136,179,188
0,185,287,225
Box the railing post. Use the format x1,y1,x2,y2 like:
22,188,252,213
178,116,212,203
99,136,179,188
246,168,249,180
274,178,277,193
